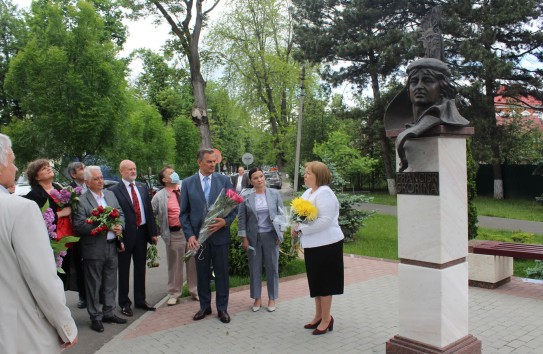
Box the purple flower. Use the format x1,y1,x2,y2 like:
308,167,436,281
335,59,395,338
74,186,82,195
59,189,71,204
50,189,61,200
42,208,57,240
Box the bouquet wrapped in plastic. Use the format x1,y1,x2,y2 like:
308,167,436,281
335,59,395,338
146,244,160,268
275,197,318,256
184,188,244,261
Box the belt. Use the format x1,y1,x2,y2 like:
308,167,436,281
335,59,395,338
169,225,182,232
107,239,117,244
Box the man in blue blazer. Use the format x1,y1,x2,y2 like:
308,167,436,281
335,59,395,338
110,160,158,317
181,148,237,323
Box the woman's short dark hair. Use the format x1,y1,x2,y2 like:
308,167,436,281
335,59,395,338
26,159,51,188
248,167,263,181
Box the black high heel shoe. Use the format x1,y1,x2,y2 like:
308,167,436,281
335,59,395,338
303,319,321,329
312,316,334,335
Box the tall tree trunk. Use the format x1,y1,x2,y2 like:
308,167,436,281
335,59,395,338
370,70,396,195
485,79,503,199
192,73,212,148
154,0,212,148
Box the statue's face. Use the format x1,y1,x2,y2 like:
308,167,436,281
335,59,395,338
408,71,441,107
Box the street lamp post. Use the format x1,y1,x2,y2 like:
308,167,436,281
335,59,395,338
293,65,306,194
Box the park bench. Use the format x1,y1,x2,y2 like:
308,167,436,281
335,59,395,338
468,240,543,289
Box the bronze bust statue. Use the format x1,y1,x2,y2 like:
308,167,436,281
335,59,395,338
384,7,470,172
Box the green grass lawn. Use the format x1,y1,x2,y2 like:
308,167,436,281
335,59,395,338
475,196,543,222
345,213,543,278
365,192,543,222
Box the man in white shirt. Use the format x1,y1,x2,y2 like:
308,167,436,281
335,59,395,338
73,166,127,332
231,166,250,193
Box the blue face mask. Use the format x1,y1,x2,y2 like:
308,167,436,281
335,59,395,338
170,172,180,184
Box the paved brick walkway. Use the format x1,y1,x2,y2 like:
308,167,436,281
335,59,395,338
98,255,543,353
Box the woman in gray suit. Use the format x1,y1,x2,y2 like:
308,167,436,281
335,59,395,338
238,167,284,312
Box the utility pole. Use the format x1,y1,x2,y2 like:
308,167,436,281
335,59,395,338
293,65,306,194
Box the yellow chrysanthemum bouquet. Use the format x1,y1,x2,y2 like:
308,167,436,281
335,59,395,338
291,198,318,222
289,197,318,255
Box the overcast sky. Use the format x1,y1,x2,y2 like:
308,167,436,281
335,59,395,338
11,0,358,102
11,0,214,79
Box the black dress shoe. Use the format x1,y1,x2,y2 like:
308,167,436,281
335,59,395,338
103,314,128,324
218,310,231,323
91,320,104,332
193,307,212,321
120,305,133,317
135,301,156,311
77,299,87,309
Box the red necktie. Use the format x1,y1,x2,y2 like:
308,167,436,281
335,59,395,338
130,183,142,226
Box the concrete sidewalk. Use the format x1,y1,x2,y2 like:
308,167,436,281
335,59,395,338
98,255,543,354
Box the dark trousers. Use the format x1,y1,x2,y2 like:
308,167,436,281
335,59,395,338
118,227,148,307
195,241,229,311
83,242,118,320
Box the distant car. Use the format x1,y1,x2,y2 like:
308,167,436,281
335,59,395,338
104,179,119,189
264,171,282,189
14,175,31,196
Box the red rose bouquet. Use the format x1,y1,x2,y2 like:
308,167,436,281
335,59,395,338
85,205,122,240
184,188,244,261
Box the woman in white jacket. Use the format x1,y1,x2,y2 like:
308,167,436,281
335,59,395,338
292,161,344,335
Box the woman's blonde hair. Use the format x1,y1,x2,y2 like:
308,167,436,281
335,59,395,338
305,161,332,187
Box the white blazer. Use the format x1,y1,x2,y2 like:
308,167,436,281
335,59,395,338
298,185,344,248
0,193,77,353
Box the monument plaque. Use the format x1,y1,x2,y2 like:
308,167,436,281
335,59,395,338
396,172,439,195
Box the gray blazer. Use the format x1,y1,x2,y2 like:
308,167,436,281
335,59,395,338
73,189,125,260
151,186,184,245
237,188,285,244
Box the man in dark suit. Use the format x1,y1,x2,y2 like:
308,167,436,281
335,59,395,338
110,160,158,317
67,161,87,309
181,148,237,323
73,166,127,333
231,166,250,193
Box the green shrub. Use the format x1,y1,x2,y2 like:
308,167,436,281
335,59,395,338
228,219,299,277
336,193,374,242
511,232,536,244
525,260,543,280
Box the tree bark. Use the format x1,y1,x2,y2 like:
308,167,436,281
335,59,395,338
153,0,212,148
370,69,396,195
485,78,504,199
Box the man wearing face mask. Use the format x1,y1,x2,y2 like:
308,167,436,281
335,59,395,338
151,166,198,305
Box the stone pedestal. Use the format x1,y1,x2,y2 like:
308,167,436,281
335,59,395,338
386,129,481,353
467,253,513,288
